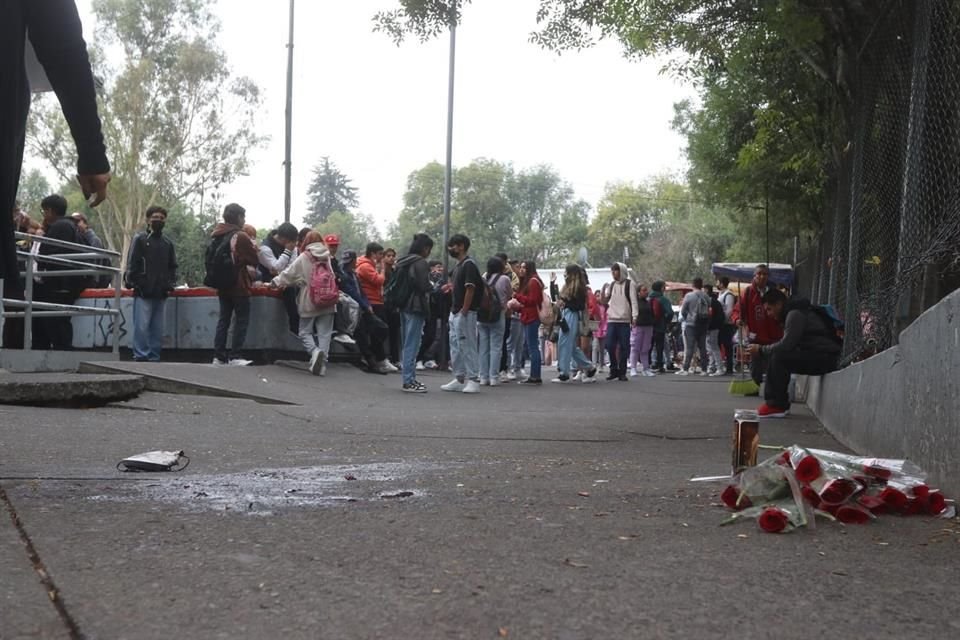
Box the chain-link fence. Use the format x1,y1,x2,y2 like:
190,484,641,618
795,0,960,364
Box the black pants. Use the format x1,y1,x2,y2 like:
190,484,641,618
214,295,250,361
750,349,768,385
418,314,438,362
371,305,395,363
32,285,77,350
282,286,299,334
356,310,387,362
719,324,736,372
651,330,666,370
605,322,631,376
499,316,511,372
0,6,30,283
765,349,839,409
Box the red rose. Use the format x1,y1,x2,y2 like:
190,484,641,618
801,486,821,506
927,492,946,515
794,456,822,483
857,494,887,515
862,464,892,480
721,485,751,510
905,497,924,515
758,507,789,533
836,504,872,524
819,478,859,505
879,486,908,512
776,451,791,466
912,484,930,499
819,501,840,516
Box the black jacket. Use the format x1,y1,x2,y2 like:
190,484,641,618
125,230,177,298
762,298,842,356
397,253,432,316
38,217,85,294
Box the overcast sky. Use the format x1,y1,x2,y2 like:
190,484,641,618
69,0,695,234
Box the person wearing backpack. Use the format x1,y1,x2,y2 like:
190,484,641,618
677,277,711,376
716,276,737,375
124,205,177,362
477,256,512,387
388,233,433,392
269,231,338,376
648,280,674,373
705,284,725,376
510,260,546,385
441,234,484,393
628,282,656,377
207,203,259,366
600,262,638,382
552,264,598,384
746,289,841,418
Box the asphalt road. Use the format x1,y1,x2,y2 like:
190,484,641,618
2,363,958,639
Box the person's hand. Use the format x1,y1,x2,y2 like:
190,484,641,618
441,283,452,294
557,299,566,310
77,173,111,206
285,240,297,251
747,344,761,355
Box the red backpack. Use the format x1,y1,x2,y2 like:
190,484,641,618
308,258,339,308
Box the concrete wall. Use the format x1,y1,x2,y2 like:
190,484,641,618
803,288,960,496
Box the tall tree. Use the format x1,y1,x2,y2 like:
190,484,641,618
304,157,360,227
27,0,264,269
388,161,446,248
15,169,52,216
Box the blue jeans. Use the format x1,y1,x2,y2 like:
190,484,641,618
401,311,426,385
477,315,505,382
449,310,479,381
557,308,592,376
132,296,166,361
523,320,541,380
605,322,631,376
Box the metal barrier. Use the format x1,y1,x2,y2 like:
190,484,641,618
0,230,122,355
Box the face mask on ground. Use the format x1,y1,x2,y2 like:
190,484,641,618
151,221,165,234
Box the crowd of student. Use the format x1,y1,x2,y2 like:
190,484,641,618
8,200,841,417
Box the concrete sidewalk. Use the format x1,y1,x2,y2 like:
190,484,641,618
2,364,958,639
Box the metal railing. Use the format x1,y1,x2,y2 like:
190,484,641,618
0,231,123,355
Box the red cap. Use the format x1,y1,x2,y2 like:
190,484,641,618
323,234,340,246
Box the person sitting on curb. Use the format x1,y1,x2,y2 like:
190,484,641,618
747,289,841,418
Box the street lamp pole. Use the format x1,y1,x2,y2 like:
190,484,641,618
283,0,295,224
441,18,457,275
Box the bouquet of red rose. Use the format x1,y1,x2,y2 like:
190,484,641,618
720,454,812,531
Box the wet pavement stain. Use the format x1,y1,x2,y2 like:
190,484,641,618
87,462,442,515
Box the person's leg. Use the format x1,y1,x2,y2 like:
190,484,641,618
388,308,401,364
298,316,317,355
490,316,505,379
499,317,510,373
282,286,299,334
696,328,708,372
750,348,766,386
627,325,640,372
132,296,150,360
706,329,721,372
418,312,436,362
617,324,630,376
461,310,479,382
765,350,839,409
524,321,541,380
401,312,424,386
638,326,653,371
371,305,392,363
477,322,491,382
229,296,251,360
214,295,233,362
448,312,464,381
556,309,575,377
682,325,696,370
148,297,166,361
315,313,335,357
605,325,619,377
719,325,735,373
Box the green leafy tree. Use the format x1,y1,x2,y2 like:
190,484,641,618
587,182,663,268
305,157,360,227
26,0,264,269
506,165,589,267
388,161,446,249
315,211,380,255
15,169,52,216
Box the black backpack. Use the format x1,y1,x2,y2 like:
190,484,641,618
384,260,416,310
203,231,238,290
635,296,654,326
477,273,503,323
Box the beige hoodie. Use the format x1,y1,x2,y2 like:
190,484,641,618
605,262,639,323
271,242,336,317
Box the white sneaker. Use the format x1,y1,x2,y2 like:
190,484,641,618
489,378,500,387
499,372,511,383
709,370,724,377
424,360,438,369
333,333,356,345
309,349,323,376
378,360,398,373
642,369,657,377
550,376,570,384
629,368,638,378
699,370,709,376
462,380,480,394
506,371,517,381
416,361,426,371
229,358,253,366
675,369,690,376
212,357,227,366
571,371,584,382
441,379,465,392
580,375,597,384
479,378,489,386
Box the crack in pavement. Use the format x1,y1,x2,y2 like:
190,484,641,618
0,483,85,640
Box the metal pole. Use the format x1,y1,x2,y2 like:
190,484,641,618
283,0,295,224
441,19,457,275
112,269,121,357
24,252,34,351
